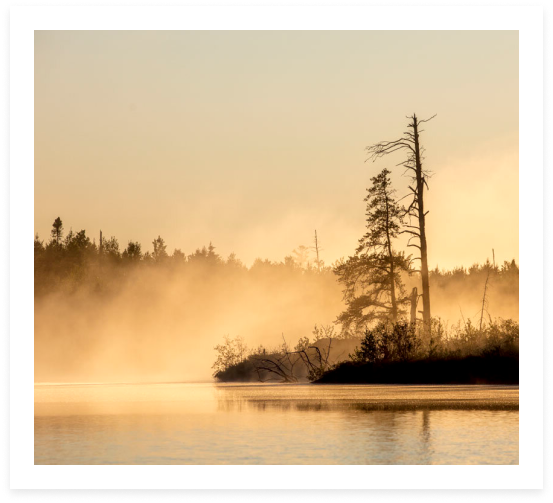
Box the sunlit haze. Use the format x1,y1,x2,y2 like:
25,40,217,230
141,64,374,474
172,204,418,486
35,30,518,270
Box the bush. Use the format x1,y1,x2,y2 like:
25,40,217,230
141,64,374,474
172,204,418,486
211,336,249,377
372,317,522,361
430,318,519,359
351,321,420,363
213,358,256,382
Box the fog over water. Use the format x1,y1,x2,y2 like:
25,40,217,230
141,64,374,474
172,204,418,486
34,255,518,383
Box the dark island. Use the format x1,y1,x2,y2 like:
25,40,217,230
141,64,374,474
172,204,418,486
213,319,519,385
314,355,518,385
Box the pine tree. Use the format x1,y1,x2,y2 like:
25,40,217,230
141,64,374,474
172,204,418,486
334,168,410,335
50,217,63,245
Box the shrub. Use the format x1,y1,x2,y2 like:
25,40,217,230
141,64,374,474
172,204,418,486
211,336,248,377
351,321,420,363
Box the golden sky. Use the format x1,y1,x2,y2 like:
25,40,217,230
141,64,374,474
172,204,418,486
35,30,518,269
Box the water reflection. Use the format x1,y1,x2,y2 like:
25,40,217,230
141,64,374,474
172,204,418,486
35,383,518,465
217,397,519,413
213,383,519,433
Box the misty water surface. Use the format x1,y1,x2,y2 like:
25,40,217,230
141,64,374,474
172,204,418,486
35,383,518,465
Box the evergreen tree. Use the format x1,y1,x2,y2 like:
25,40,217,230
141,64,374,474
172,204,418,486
334,168,410,335
50,217,63,245
102,236,121,261
122,241,142,261
152,236,168,263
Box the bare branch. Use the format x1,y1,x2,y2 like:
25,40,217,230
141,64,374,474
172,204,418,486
418,113,437,124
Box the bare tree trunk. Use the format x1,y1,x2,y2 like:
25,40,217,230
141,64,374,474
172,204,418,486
314,230,321,272
410,287,418,324
384,192,398,323
479,272,489,332
412,115,431,330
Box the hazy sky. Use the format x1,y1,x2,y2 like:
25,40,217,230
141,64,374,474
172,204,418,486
35,31,518,269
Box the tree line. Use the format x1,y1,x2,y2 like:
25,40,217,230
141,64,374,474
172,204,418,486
34,217,338,297
34,214,518,309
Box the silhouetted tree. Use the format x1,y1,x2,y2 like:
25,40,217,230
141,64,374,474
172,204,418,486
283,256,296,269
64,230,94,264
502,259,519,275
207,242,221,264
350,327,379,363
292,245,310,269
122,241,142,261
226,252,245,269
366,113,436,330
187,243,220,265
142,251,153,263
102,236,121,261
334,169,410,334
172,248,185,263
56,229,95,282
34,233,45,256
188,247,206,262
152,236,168,263
50,217,63,245
212,336,249,376
351,321,420,363
313,230,322,272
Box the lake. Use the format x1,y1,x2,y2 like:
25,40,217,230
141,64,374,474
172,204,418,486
34,382,518,465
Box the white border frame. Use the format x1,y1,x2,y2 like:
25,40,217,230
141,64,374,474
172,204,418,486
10,5,543,490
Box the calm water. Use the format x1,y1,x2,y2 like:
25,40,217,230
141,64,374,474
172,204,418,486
35,382,518,465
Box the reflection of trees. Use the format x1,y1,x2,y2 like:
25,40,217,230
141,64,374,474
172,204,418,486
421,409,430,442
418,410,433,463
211,388,518,464
215,392,518,414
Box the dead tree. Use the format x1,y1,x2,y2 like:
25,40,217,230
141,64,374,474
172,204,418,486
252,355,298,383
252,337,336,383
410,286,418,324
366,113,436,331
251,334,300,383
479,251,495,331
293,338,334,381
314,230,321,272
479,270,490,332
